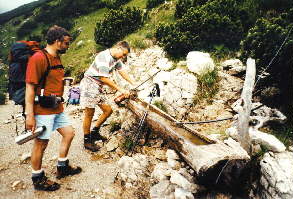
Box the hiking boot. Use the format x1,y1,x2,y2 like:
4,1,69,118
84,141,100,152
56,160,82,179
91,127,107,142
32,171,60,191
84,133,100,152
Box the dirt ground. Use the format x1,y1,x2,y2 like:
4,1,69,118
0,102,126,199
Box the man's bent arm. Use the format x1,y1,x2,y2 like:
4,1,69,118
25,83,36,132
118,70,135,85
99,76,126,93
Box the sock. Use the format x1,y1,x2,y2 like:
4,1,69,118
57,157,68,167
32,169,44,177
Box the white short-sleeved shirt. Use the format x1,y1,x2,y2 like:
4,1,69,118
84,49,124,79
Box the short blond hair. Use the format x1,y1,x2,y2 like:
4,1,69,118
114,41,130,52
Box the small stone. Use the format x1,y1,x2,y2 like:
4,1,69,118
12,180,22,188
20,153,31,163
4,120,10,124
289,146,293,152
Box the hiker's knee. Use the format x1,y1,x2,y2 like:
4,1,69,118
84,107,95,117
103,105,113,116
34,139,48,152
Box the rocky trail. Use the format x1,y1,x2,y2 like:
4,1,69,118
1,46,292,199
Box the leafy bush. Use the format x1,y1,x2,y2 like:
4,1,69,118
94,7,144,47
146,0,165,9
102,0,130,9
240,8,293,108
0,67,8,105
175,0,208,18
156,0,246,57
16,19,38,37
258,0,293,13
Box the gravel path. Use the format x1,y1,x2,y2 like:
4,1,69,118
0,102,123,199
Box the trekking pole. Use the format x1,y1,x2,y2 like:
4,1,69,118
127,83,160,156
133,70,161,90
114,70,161,106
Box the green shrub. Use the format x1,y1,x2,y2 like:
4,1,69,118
240,9,293,108
175,0,208,18
156,0,246,57
146,0,165,9
258,0,293,13
16,19,38,37
194,69,219,103
103,0,130,9
0,67,7,105
94,7,144,47
0,92,5,104
28,34,42,42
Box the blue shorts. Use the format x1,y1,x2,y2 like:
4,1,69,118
35,112,72,140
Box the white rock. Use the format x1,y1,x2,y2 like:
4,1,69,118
174,188,195,199
170,171,198,193
178,168,194,183
153,71,171,83
249,128,286,153
225,126,239,141
156,58,173,70
259,151,293,199
76,40,84,47
20,153,31,163
221,59,246,73
106,137,119,152
167,158,181,170
151,162,172,181
186,51,215,75
150,180,175,199
166,149,180,160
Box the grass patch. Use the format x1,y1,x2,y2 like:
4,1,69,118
194,68,220,104
153,100,168,113
109,121,121,132
121,136,134,150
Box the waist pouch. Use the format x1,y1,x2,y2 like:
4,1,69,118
38,95,63,109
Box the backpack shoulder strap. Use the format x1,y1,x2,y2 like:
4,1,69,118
39,50,51,90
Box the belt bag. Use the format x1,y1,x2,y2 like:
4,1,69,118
38,95,62,109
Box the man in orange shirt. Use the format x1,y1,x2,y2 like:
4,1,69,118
25,25,81,191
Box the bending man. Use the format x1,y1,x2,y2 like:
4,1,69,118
80,41,135,152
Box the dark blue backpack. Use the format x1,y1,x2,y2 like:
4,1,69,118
8,41,40,105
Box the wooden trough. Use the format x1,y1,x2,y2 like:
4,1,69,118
127,98,250,176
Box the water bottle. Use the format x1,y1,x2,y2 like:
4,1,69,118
15,126,46,145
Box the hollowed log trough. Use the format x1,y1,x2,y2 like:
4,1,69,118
127,98,250,189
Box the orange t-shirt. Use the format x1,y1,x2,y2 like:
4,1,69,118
26,51,64,115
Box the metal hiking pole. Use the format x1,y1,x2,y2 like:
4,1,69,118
128,83,160,156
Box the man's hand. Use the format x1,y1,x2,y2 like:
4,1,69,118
120,89,130,98
26,114,36,133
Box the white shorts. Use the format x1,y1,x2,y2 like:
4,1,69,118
79,77,115,108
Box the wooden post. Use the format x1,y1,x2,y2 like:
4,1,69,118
237,58,256,153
